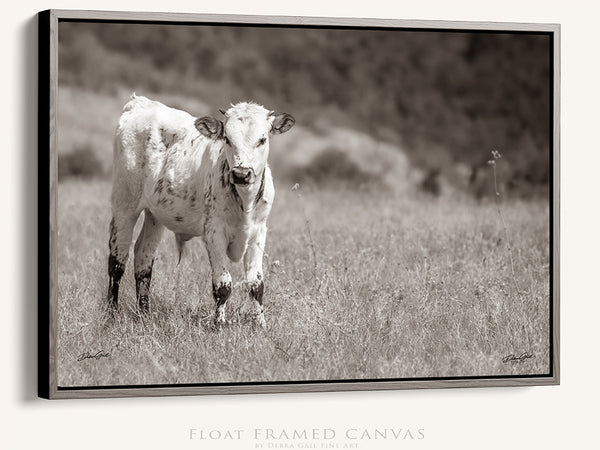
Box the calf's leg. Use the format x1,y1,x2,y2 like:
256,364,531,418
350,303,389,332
134,210,164,312
107,214,136,312
244,224,267,328
205,224,232,328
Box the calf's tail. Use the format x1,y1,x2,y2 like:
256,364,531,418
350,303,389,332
174,233,192,265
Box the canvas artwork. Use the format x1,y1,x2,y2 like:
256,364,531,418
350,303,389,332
39,10,559,398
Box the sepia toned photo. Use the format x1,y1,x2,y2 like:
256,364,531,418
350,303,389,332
40,11,559,398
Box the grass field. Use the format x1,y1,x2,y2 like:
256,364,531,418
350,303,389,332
55,85,550,386
56,175,550,386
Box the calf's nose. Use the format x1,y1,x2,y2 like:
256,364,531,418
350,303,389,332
231,167,253,185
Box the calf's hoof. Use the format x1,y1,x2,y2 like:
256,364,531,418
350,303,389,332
138,296,150,313
212,317,227,332
254,313,266,330
104,308,116,324
105,299,118,318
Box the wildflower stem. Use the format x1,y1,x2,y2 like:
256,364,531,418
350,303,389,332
292,185,319,280
491,157,521,294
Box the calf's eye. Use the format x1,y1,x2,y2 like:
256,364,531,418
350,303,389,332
224,136,231,146
257,137,266,147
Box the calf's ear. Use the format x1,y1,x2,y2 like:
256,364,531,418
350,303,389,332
195,117,223,140
271,113,295,134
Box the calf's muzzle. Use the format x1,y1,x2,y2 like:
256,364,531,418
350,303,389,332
230,166,254,186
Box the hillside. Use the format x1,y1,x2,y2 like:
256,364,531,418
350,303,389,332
58,21,551,196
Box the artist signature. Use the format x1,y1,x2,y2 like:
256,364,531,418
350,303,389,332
77,350,110,362
502,352,534,364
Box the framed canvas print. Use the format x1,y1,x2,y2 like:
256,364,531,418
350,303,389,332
38,9,559,399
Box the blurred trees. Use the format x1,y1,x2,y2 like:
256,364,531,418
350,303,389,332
59,22,550,196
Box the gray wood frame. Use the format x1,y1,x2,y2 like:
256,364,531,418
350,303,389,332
39,9,560,399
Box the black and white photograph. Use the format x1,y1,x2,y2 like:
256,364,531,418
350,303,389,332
43,12,557,395
12,0,600,448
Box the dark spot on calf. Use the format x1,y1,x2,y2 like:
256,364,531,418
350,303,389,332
213,281,232,307
166,181,175,196
160,129,169,144
249,280,264,305
155,178,164,194
107,252,125,308
108,253,125,280
162,129,180,149
231,184,243,210
108,218,117,248
220,159,230,188
175,216,183,222
158,197,168,206
255,170,266,203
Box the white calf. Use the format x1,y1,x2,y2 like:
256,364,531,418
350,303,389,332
107,95,295,327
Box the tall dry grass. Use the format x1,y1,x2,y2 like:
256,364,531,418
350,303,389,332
56,177,549,386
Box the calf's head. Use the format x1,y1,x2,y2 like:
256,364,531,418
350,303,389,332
195,102,295,186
